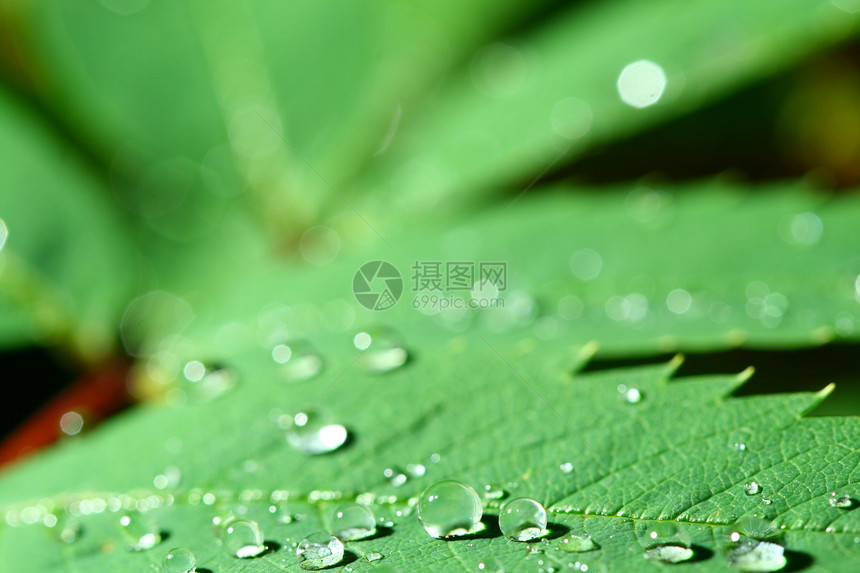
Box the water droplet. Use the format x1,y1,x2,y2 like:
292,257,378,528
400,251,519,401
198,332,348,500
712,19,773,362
296,532,344,570
617,384,642,404
354,327,408,373
735,443,747,452
644,545,693,563
483,483,506,500
223,519,265,558
559,462,574,474
0,218,8,251
48,515,81,544
744,482,761,496
182,361,235,401
727,540,786,572
828,493,853,508
500,498,547,541
418,481,483,538
332,503,376,540
286,411,348,455
617,60,667,108
272,341,324,381
162,547,197,572
384,467,408,487
558,533,598,553
365,552,383,562
407,463,426,477
154,466,182,490
119,513,161,551
733,517,777,541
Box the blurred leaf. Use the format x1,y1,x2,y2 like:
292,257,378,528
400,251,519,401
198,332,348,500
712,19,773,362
0,334,857,571
123,180,860,361
5,0,561,233
0,86,135,360
352,0,860,211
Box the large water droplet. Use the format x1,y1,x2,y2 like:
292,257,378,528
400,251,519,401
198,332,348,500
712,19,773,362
272,341,324,381
726,540,786,572
744,482,761,496
499,498,547,541
119,513,161,551
828,492,853,508
558,533,599,552
296,532,345,570
162,547,197,572
332,503,376,541
417,481,483,538
734,517,777,541
223,519,265,558
639,523,692,563
286,411,348,455
353,327,408,373
644,545,693,564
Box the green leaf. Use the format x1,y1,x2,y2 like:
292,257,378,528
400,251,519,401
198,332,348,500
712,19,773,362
125,180,860,360
7,0,560,232
0,332,857,572
0,86,135,360
352,0,860,209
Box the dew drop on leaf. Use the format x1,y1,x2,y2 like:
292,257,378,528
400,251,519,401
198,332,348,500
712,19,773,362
499,497,547,541
332,503,376,541
557,533,599,553
828,492,853,508
296,532,344,570
47,516,81,544
119,513,161,551
617,384,642,404
559,462,574,474
182,361,235,401
272,340,324,381
365,551,383,562
162,547,197,573
417,480,483,538
483,483,506,500
353,327,409,373
643,545,694,564
726,540,786,572
286,411,348,455
223,519,265,558
744,482,761,495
